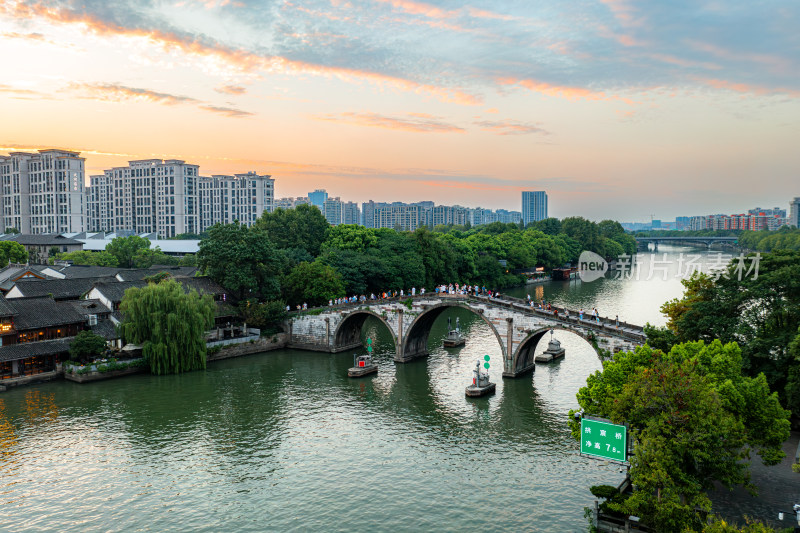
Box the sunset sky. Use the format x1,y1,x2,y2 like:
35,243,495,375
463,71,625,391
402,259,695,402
1,0,799,221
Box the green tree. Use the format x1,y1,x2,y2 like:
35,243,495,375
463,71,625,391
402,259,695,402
571,341,790,532
530,217,561,235
0,240,27,266
55,250,119,267
69,330,108,362
197,222,283,301
3,227,19,234
254,204,330,257
240,299,288,329
562,216,601,253
119,279,214,375
106,235,151,268
661,251,800,410
132,246,178,268
282,260,345,306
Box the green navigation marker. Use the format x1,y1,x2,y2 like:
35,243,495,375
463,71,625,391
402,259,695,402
483,355,490,361
580,418,627,462
483,362,490,369
366,338,373,353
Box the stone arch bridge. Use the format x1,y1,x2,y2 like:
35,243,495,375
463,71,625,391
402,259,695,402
287,294,647,378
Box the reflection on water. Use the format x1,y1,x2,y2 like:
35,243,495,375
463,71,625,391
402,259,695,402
506,245,735,327
0,246,731,532
0,310,625,532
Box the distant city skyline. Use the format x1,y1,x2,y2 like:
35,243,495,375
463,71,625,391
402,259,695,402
2,2,798,221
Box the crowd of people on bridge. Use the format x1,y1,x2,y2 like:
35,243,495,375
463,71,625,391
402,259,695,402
287,284,623,330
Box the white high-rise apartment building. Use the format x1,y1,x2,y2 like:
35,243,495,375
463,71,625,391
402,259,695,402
343,201,360,225
0,149,86,233
323,197,344,226
87,161,273,238
522,191,548,225
198,172,274,229
98,159,200,238
86,174,114,232
790,197,800,228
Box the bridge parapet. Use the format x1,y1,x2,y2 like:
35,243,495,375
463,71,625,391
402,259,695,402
287,294,646,377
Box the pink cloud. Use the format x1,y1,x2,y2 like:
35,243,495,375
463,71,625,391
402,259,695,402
313,111,466,133
4,1,481,106
701,78,800,98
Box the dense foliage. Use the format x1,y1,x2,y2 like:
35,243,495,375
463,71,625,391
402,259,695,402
106,235,152,268
52,235,196,268
119,279,215,375
69,330,108,361
0,240,27,266
652,250,800,414
194,210,636,316
197,222,282,301
738,226,800,252
282,261,345,307
570,341,790,532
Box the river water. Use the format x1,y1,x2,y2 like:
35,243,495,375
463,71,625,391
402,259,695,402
0,246,793,532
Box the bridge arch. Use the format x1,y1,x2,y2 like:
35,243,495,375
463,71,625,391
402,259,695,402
512,326,605,374
333,309,398,353
401,302,505,362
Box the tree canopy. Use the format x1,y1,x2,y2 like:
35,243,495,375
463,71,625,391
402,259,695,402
119,279,214,375
197,222,282,301
570,341,790,532
282,260,345,307
0,240,27,266
106,235,152,268
69,330,108,361
654,250,800,413
254,204,330,258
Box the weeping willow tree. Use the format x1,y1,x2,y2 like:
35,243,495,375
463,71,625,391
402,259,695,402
119,279,215,375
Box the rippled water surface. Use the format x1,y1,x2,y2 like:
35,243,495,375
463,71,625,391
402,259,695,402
1,246,748,532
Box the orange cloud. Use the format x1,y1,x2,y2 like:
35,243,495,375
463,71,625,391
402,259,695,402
3,1,480,105
313,111,465,133
599,0,640,27
375,0,454,19
466,7,515,21
215,84,247,95
498,77,637,105
650,53,721,71
687,40,794,74
70,82,254,116
475,120,548,136
200,104,254,117
498,77,601,101
701,78,800,98
72,83,199,105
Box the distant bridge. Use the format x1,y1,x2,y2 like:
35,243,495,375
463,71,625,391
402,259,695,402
287,294,646,378
635,236,738,250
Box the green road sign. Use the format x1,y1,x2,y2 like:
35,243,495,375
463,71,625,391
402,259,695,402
483,355,490,361
580,418,627,462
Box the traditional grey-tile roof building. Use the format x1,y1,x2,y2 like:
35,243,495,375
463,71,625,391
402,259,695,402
115,265,198,281
0,338,74,363
0,233,84,263
6,277,119,301
7,296,87,331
